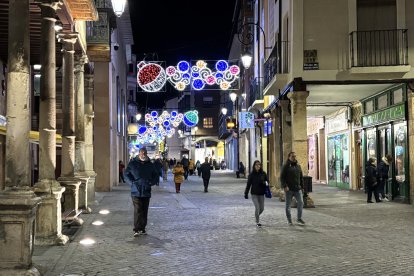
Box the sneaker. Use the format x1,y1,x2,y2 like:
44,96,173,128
287,219,293,225
382,197,389,202
134,230,147,237
367,200,374,203
297,219,305,225
256,223,262,227
133,232,140,237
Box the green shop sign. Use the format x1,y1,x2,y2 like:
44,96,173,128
362,104,405,127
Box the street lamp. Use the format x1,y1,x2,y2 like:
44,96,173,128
111,0,126,17
229,92,237,103
221,107,228,115
238,23,272,69
135,113,141,122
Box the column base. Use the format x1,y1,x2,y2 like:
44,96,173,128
34,180,69,246
0,266,40,276
57,177,81,213
35,233,69,246
0,188,41,272
270,187,283,198
75,172,91,213
85,170,97,204
304,194,316,208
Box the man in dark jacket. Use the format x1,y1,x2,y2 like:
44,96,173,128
280,152,305,225
200,157,211,192
181,155,189,180
124,147,158,237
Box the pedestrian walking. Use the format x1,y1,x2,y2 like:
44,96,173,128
189,159,195,175
377,154,392,201
162,158,169,181
119,160,125,183
244,160,269,227
280,152,305,225
153,157,163,186
173,162,185,193
200,157,211,192
124,147,158,237
236,162,245,178
366,157,381,203
195,160,201,177
169,158,174,169
181,155,189,180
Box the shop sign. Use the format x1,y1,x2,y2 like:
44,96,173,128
239,112,255,129
263,120,272,137
326,112,348,134
362,104,405,127
307,118,324,134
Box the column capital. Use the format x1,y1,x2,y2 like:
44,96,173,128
75,54,88,72
37,0,62,10
287,91,309,103
57,32,78,51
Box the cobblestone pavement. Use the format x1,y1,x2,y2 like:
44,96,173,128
33,170,414,276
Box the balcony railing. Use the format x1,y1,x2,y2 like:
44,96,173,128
249,77,263,108
263,41,289,89
350,29,408,67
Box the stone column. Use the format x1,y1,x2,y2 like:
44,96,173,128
74,55,91,213
33,0,68,246
278,100,292,201
407,90,414,204
288,91,314,207
270,108,282,197
0,0,41,274
84,73,97,204
57,33,82,225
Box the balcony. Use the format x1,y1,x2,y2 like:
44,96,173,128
349,29,410,73
263,41,289,96
249,77,264,110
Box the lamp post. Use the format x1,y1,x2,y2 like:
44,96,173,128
229,92,240,172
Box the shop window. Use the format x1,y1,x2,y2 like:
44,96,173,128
394,123,406,183
365,100,374,113
377,94,388,109
366,128,376,160
327,134,350,189
393,88,403,104
203,117,213,128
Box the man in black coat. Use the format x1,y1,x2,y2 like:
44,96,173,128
377,154,392,201
280,152,305,225
200,157,211,192
124,147,158,237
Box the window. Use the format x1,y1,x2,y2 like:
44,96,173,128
203,117,213,128
365,100,374,114
393,88,403,104
377,94,388,109
203,96,213,105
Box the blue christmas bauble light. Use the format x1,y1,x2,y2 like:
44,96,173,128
192,79,205,91
215,60,228,72
178,61,190,72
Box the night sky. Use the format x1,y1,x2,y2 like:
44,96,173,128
128,0,238,110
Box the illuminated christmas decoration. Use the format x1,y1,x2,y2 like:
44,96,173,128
137,61,167,92
166,62,191,91
183,110,199,127
136,60,240,92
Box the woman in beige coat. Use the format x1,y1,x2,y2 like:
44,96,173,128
172,162,185,193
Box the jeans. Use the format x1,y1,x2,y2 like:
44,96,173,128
184,167,189,179
285,190,303,221
251,194,265,223
132,197,150,232
378,179,386,198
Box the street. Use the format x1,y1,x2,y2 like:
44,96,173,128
33,171,414,276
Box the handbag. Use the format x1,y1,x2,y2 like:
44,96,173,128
265,185,272,199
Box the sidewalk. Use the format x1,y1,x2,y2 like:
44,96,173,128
33,171,414,275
